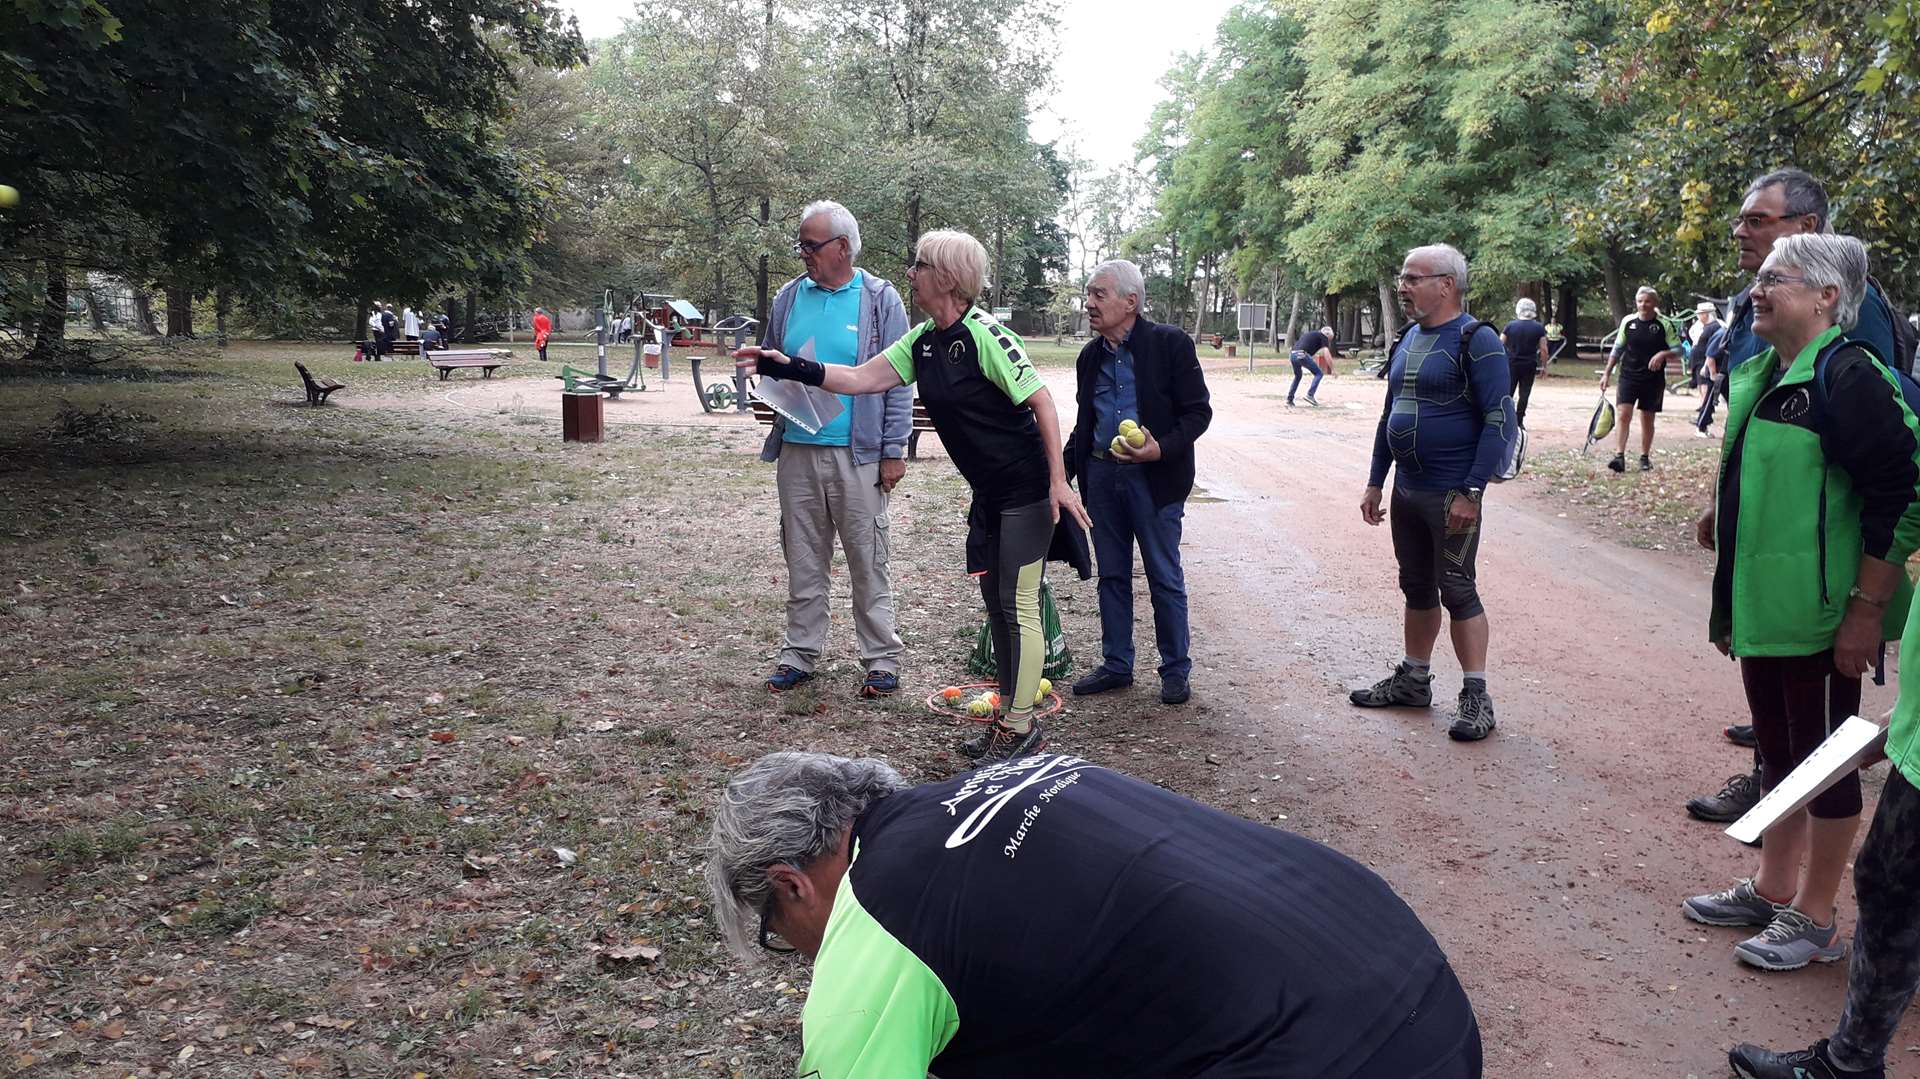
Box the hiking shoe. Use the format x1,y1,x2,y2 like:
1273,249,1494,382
1735,907,1846,971
1687,769,1762,823
1730,1039,1883,1079
1305,395,1321,407
1639,454,1653,471
1160,674,1190,705
1350,663,1433,708
1072,668,1133,696
1682,878,1781,928
1447,685,1496,741
1286,398,1296,407
1724,723,1758,748
961,720,1047,763
858,670,899,698
1607,453,1626,473
765,664,814,692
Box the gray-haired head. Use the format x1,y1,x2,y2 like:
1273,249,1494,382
1767,233,1869,331
1320,325,1334,336
1404,244,1469,292
799,200,862,260
1746,168,1832,233
1635,285,1660,302
705,751,907,960
1515,298,1537,319
1089,259,1147,312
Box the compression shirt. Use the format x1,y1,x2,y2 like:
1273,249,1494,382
883,308,1049,511
1368,314,1514,491
798,755,1457,1079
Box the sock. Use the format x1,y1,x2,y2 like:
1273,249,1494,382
1402,656,1431,676
1000,711,1032,735
1463,672,1486,688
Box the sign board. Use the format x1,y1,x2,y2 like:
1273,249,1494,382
1236,303,1269,331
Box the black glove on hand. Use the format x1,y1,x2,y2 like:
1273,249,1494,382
758,354,827,387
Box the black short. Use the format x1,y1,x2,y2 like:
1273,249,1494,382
1616,375,1664,413
1389,487,1484,619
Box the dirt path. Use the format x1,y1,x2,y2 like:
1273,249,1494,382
1170,363,1914,1076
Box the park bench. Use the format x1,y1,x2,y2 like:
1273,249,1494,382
355,339,421,359
428,349,512,380
294,362,344,406
749,398,940,459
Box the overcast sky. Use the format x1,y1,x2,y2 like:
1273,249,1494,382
559,0,1241,173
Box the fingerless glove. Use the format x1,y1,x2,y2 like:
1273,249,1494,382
759,354,826,386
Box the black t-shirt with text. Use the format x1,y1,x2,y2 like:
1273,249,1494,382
1617,316,1669,379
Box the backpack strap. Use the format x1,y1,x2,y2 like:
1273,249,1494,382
1808,336,1889,428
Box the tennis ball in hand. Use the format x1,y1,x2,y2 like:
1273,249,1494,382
1118,418,1139,435
1124,428,1147,448
1110,435,1127,454
0,186,18,209
968,696,994,717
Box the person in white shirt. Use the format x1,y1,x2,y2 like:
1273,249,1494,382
402,306,421,341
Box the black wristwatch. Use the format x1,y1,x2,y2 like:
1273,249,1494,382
1454,487,1484,505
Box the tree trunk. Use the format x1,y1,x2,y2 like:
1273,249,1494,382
1284,289,1300,347
1539,278,1554,322
444,297,460,341
1601,243,1626,323
463,292,477,342
164,286,193,337
356,297,372,344
133,289,159,335
1557,280,1580,350
1377,277,1400,341
25,258,68,362
905,193,921,267
215,287,231,347
1324,293,1341,344
756,194,771,327
82,287,108,333
1339,297,1360,346
992,219,1006,311
1199,257,1216,338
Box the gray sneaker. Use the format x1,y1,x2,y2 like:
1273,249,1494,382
1447,685,1496,741
1350,663,1433,708
1735,907,1846,971
1683,878,1780,927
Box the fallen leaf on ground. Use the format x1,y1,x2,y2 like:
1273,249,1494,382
429,730,456,743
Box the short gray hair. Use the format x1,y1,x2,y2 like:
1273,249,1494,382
1767,233,1869,331
800,200,862,260
1515,298,1537,319
1635,285,1659,303
1089,259,1146,311
705,751,907,960
1405,244,1469,292
1746,168,1831,232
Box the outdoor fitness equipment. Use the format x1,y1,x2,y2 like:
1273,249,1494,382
556,292,655,398
691,315,761,413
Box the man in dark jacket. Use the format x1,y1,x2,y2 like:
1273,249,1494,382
1062,259,1213,704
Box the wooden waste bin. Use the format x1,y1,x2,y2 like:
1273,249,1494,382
562,390,606,443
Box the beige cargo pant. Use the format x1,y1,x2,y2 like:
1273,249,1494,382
776,443,904,674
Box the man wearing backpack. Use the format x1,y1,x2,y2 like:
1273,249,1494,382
1351,244,1516,742
1686,167,1919,826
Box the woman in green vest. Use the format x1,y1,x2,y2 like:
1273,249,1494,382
1682,233,1920,983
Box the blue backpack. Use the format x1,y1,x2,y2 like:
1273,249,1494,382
1807,337,1920,432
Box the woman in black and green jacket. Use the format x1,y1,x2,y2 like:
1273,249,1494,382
1684,234,1920,977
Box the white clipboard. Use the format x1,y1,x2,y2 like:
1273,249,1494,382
1725,716,1885,844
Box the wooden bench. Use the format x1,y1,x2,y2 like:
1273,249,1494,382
295,362,344,406
428,350,512,380
356,339,422,358
748,399,939,459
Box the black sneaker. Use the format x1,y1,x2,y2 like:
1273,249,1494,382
1071,668,1133,696
1729,1039,1882,1079
1687,770,1762,823
1349,663,1433,708
765,664,814,692
1725,724,1758,748
1160,674,1190,705
1639,454,1653,471
961,720,1047,763
1448,684,1496,741
1607,453,1626,473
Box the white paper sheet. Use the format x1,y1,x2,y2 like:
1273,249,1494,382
1726,715,1885,844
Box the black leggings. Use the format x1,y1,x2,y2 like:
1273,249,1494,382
968,498,1052,720
1741,651,1863,819
1832,767,1920,1070
1390,487,1484,620
1508,361,1537,426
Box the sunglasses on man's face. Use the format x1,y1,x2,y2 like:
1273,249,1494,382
792,235,842,257
758,895,796,954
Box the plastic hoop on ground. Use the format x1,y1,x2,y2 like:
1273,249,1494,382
924,680,1064,723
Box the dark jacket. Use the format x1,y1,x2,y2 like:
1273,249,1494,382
1063,317,1213,508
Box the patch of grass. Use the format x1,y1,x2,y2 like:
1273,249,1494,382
1522,441,1718,549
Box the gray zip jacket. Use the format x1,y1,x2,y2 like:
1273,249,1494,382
757,269,913,464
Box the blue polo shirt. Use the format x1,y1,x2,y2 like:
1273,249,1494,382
782,271,865,446
1092,324,1140,453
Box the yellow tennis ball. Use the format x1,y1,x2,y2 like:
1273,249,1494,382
1124,428,1147,448
0,186,18,209
1110,435,1127,454
1118,418,1138,434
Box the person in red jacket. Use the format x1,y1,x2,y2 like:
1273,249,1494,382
532,307,553,362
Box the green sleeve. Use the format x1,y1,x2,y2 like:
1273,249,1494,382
883,321,932,386
797,873,958,1079
969,315,1045,406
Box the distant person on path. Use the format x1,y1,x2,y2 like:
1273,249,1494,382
402,305,421,342
1599,286,1681,472
1288,324,1335,406
532,307,552,362
1694,324,1729,437
1683,234,1920,978
378,303,399,360
1686,301,1722,389
1501,299,1550,426
751,199,912,700
1687,167,1914,826
736,228,1089,763
1544,318,1568,363
707,751,1484,1079
1064,258,1213,706
1352,244,1515,742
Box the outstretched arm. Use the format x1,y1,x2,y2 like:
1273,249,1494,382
733,347,905,395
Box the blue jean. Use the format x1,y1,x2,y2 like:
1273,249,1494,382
1289,351,1323,402
1085,456,1190,678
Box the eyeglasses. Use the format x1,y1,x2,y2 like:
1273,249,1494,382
757,895,796,954
1731,211,1812,231
1394,272,1449,287
1751,270,1808,291
907,259,932,273
792,235,843,257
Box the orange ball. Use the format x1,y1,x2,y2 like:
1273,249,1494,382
941,686,963,701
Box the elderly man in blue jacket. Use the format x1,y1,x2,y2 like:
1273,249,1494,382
1063,259,1213,705
757,200,913,698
